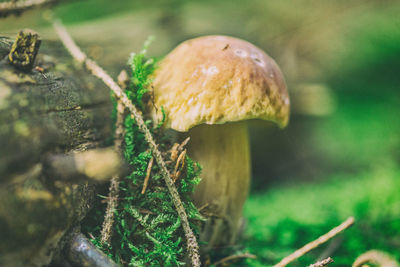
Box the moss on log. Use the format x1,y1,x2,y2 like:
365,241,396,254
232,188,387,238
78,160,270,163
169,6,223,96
0,35,114,267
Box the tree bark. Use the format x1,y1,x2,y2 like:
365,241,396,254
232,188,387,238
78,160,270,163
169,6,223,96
0,36,113,267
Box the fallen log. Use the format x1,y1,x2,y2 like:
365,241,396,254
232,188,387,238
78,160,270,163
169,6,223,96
0,33,116,267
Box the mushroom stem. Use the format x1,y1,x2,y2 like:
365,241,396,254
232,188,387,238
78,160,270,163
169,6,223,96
185,121,251,248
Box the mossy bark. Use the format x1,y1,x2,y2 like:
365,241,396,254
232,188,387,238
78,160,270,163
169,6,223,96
0,36,113,267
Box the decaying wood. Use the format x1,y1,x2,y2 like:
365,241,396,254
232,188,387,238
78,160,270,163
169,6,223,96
0,36,113,179
0,34,114,267
0,36,13,59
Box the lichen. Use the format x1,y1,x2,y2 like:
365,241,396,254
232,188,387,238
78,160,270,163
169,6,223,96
8,30,41,72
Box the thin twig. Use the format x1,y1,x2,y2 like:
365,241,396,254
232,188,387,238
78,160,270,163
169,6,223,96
273,217,355,267
114,100,125,150
141,157,154,194
100,100,124,245
352,250,399,267
52,20,201,267
197,203,210,212
173,149,186,182
170,143,180,161
99,175,119,244
170,137,189,162
178,137,190,151
0,0,68,17
309,257,334,267
212,253,257,266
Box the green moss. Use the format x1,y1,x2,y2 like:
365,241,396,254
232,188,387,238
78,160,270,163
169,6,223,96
83,38,202,266
238,162,400,266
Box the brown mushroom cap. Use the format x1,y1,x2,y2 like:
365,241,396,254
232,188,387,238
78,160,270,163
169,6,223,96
151,35,290,132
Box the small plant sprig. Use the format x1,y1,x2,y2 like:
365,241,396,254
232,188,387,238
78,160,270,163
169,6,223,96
53,21,202,266
127,36,155,109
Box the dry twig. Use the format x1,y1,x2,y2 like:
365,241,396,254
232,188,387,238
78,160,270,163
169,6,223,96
0,0,68,17
309,257,334,267
170,143,180,162
100,101,124,245
100,80,125,244
141,157,154,194
178,137,190,151
100,175,120,244
197,203,210,212
352,250,399,267
52,20,201,267
273,217,355,267
170,137,190,162
212,253,257,266
173,149,186,182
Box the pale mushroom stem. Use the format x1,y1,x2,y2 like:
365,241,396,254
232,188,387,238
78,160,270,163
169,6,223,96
185,121,251,248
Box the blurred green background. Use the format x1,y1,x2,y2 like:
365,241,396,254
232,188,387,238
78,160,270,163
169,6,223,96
1,0,399,265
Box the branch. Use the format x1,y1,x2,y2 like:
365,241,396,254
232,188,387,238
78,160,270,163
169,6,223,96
352,250,399,267
273,217,355,267
67,232,118,267
309,257,334,267
141,156,154,194
100,101,124,245
52,20,201,267
0,0,71,17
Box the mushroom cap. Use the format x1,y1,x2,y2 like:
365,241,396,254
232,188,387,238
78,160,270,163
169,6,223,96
150,35,290,132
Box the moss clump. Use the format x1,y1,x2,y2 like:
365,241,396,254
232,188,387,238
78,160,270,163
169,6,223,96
240,163,400,266
83,38,203,266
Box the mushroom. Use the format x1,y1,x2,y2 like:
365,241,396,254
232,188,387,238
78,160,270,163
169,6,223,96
150,35,290,248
